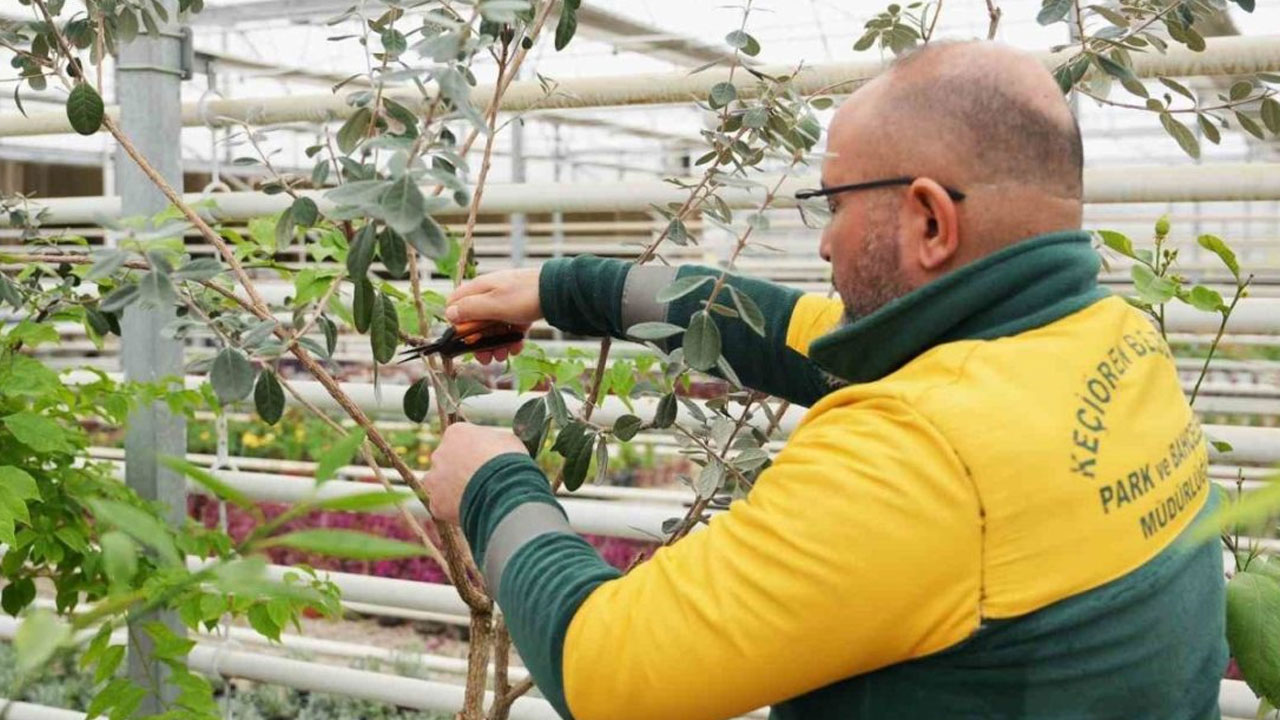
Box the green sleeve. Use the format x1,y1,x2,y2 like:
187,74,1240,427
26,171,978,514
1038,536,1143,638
460,453,621,720
538,256,834,406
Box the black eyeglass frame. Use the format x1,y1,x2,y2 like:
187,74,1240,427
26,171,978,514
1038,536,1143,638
794,176,967,203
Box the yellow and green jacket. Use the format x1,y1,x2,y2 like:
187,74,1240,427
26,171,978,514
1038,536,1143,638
460,231,1227,720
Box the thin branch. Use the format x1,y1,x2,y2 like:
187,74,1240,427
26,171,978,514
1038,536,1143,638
1075,87,1276,114
984,0,1001,39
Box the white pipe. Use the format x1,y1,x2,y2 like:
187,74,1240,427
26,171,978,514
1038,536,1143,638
0,701,84,720
10,163,1280,225
0,618,559,720
1,35,1277,137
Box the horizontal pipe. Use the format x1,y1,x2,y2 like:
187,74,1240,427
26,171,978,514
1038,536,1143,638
1,35,1278,137
0,618,559,720
9,163,1280,226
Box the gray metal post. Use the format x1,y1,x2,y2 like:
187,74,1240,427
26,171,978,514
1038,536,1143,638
115,1,187,710
510,114,528,267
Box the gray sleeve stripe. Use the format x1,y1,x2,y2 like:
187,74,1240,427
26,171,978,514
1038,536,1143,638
620,265,679,332
482,502,574,597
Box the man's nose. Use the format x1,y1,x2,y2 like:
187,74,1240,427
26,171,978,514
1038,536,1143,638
818,229,832,263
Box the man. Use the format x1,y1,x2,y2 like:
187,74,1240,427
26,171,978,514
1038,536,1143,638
422,41,1227,720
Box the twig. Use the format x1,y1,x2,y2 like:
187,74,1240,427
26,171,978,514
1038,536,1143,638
1189,276,1252,406
1075,87,1276,114
275,375,453,576
925,0,944,42
984,0,1001,39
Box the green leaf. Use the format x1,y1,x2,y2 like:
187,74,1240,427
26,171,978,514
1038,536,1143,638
312,490,411,513
254,370,285,424
612,414,643,442
346,224,377,278
319,315,338,355
66,83,104,135
627,321,684,340
378,174,426,234
546,385,571,426
853,32,877,52
683,311,721,372
172,257,224,281
652,393,677,429
1197,113,1221,145
247,603,280,642
265,529,428,560
210,347,256,405
731,447,771,471
2,578,35,616
1198,234,1240,279
86,499,180,566
336,107,372,155
381,27,407,56
1236,110,1266,141
655,275,712,303
666,218,689,246
403,217,448,258
725,30,760,56
1157,77,1195,102
1095,53,1137,84
743,106,768,130
1230,81,1254,102
1210,439,1234,454
315,429,367,484
709,82,737,109
100,531,138,588
727,286,765,336
1227,572,1280,706
694,458,724,499
370,291,400,363
1261,98,1280,135
554,2,578,51
160,456,255,511
1186,285,1225,313
1037,0,1071,24
403,377,432,423
85,250,128,281
378,228,408,277
1131,264,1177,304
353,276,376,333
15,609,69,673
553,421,597,492
291,196,319,226
1096,230,1135,258
93,644,125,685
513,396,548,452
99,283,139,313
1159,112,1199,159
2,412,74,454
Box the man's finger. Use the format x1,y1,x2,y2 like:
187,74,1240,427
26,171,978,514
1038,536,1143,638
445,293,506,323
446,276,497,304
493,347,509,362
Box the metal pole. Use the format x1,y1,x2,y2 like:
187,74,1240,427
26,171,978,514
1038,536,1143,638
115,1,186,711
510,112,527,267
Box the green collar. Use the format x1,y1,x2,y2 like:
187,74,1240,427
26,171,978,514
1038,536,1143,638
809,230,1109,384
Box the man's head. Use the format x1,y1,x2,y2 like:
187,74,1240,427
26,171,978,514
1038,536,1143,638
817,41,1084,319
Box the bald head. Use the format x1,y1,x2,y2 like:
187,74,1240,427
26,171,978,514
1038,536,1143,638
817,41,1085,319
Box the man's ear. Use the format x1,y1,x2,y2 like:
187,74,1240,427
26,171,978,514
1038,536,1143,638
905,178,960,272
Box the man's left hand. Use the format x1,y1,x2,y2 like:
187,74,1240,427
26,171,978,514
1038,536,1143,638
423,422,529,524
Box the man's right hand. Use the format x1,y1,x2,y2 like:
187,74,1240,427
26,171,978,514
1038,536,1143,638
445,267,542,364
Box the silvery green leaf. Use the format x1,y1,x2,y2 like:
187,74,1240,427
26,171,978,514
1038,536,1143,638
241,319,279,349
210,347,256,404
655,275,712,303
136,271,177,308
171,257,224,281
85,249,128,281
326,179,388,209
377,174,427,234
694,459,725,499
731,448,770,471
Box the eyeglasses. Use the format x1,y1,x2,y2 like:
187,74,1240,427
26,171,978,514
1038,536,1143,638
793,176,967,230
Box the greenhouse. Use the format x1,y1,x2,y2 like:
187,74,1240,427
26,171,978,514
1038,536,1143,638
1,0,1279,718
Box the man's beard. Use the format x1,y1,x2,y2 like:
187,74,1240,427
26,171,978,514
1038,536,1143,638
837,217,913,322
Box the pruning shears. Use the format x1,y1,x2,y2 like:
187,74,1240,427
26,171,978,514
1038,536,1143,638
397,320,525,363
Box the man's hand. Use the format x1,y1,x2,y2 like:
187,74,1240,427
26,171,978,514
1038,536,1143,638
446,267,541,364
423,423,529,524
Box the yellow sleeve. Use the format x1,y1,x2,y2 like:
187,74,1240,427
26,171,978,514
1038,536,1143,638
561,397,983,720
785,294,845,357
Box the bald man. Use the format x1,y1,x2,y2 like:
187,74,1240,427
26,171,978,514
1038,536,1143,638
421,41,1227,720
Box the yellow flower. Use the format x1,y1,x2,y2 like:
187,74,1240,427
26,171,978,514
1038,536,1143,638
395,446,408,455
199,431,211,441
262,433,276,444
416,454,429,466
242,432,260,449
